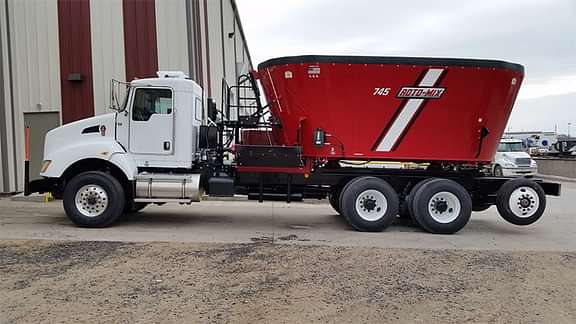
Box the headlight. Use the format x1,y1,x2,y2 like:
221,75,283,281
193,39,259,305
531,160,538,168
503,162,516,168
40,160,52,173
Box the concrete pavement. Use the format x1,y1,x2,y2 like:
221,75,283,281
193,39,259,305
0,181,574,252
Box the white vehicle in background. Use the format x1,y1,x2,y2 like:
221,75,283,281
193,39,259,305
492,139,538,177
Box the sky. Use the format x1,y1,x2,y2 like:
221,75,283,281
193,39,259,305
235,0,576,133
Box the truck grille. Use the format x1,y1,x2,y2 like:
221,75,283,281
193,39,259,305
515,158,531,166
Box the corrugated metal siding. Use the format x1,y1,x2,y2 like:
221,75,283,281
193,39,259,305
206,0,224,105
90,0,126,116
155,0,189,75
58,0,95,124
0,0,6,192
0,0,252,192
5,0,61,192
199,0,210,96
222,0,236,85
123,0,158,81
9,0,61,115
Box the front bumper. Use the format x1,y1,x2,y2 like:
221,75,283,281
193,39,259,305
25,177,61,196
502,167,538,177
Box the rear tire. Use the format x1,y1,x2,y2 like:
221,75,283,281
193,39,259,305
405,178,438,219
63,171,125,228
340,177,399,232
496,179,546,226
411,179,472,234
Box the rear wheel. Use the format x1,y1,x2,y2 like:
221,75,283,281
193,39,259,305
496,179,546,226
411,179,472,234
63,171,125,228
405,178,437,219
340,177,399,232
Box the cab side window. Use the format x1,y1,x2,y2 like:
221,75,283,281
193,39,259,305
132,88,173,122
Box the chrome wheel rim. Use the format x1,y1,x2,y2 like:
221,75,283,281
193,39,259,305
508,186,539,218
74,185,109,217
355,189,388,221
428,192,461,224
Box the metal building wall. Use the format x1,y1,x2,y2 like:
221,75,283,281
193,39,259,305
90,0,126,116
0,0,252,193
58,0,95,124
156,0,189,75
122,0,158,81
0,0,8,192
206,0,225,107
222,0,237,86
198,0,211,96
1,0,61,193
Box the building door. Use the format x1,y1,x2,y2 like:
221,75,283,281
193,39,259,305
129,87,174,155
24,112,60,180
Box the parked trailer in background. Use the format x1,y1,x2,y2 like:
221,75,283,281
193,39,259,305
26,56,561,234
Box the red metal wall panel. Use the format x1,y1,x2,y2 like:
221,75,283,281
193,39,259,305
123,0,158,81
57,0,95,124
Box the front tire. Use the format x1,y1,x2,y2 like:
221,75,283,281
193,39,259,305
63,171,125,228
340,177,399,232
411,179,472,234
496,179,546,226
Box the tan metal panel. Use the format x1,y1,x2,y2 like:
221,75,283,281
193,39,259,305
9,0,61,114
90,0,126,116
206,0,224,105
222,0,236,85
155,0,189,75
198,0,210,95
6,0,60,192
0,0,6,191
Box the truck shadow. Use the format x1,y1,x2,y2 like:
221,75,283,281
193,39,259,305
114,210,530,236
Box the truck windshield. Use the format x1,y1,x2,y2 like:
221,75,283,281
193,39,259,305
498,142,525,152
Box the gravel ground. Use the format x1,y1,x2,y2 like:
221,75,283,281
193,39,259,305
1,240,575,323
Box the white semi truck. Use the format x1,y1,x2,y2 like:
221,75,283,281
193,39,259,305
492,138,538,177
25,56,562,234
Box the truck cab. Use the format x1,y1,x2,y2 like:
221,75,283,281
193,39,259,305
492,138,538,177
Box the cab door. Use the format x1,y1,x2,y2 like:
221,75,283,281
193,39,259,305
129,87,175,155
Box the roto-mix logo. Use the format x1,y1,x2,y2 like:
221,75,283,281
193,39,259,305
373,68,447,152
397,86,445,99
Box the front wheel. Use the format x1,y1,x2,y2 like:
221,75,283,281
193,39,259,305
63,171,125,228
340,177,399,232
496,179,546,226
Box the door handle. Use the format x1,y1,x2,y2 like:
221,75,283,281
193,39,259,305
163,141,171,151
